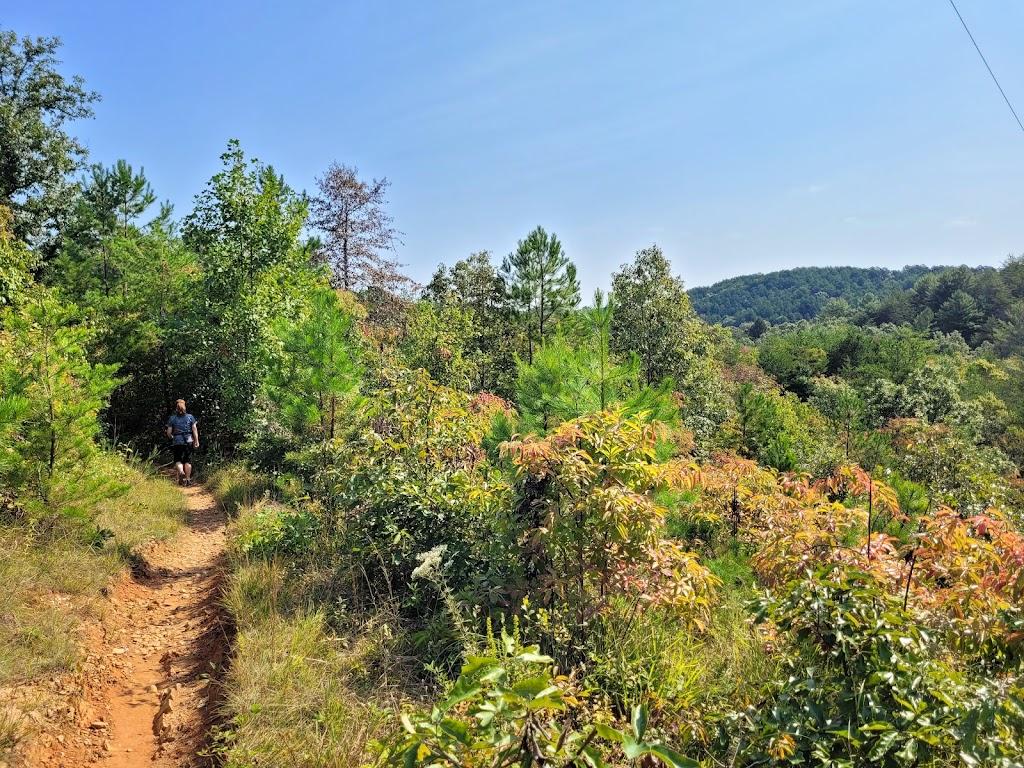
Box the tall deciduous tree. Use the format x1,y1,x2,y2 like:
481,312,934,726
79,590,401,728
610,245,728,451
0,206,34,305
501,226,579,362
310,162,404,291
0,31,99,244
424,251,519,393
610,245,713,386
182,140,309,445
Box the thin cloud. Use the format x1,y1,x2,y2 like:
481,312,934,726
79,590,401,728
791,183,828,196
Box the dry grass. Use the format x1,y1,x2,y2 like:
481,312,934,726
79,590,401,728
95,460,186,554
0,458,186,687
217,499,411,768
0,706,24,754
220,610,398,768
207,465,273,516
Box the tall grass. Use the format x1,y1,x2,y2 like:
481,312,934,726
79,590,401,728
216,498,413,767
207,464,273,516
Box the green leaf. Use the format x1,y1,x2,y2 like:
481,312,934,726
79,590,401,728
581,744,608,768
441,678,481,711
631,704,648,741
516,651,554,664
512,676,554,699
594,723,624,743
461,655,498,676
868,730,899,761
859,721,895,732
895,738,919,764
622,734,647,759
439,718,470,745
648,744,700,768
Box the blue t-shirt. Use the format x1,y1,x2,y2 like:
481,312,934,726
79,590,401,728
167,413,197,445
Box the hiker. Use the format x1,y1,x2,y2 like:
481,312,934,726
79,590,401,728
166,399,199,486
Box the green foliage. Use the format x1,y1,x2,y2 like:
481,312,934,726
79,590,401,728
758,323,932,396
610,246,728,450
732,383,835,473
49,221,201,442
400,300,477,390
610,245,718,388
318,369,515,611
264,284,363,452
424,251,520,395
182,139,310,445
501,226,580,363
859,259,1024,348
690,265,947,325
380,636,696,768
49,159,161,299
0,206,35,305
0,30,100,243
8,33,1024,768
208,464,275,515
232,500,315,559
504,411,719,663
730,565,1024,767
0,290,121,526
514,292,678,436
886,419,1014,514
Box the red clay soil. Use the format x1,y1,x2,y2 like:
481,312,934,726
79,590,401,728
21,482,229,768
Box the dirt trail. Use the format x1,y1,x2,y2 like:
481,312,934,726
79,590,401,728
27,482,229,768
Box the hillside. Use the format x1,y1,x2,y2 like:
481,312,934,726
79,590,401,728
689,264,955,325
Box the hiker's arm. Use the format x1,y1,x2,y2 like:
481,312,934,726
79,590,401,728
165,424,173,439
192,422,199,449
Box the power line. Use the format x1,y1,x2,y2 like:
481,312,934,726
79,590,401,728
947,0,1024,134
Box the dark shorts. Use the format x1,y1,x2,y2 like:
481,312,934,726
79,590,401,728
172,444,193,464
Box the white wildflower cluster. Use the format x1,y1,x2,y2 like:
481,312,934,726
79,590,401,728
410,544,448,582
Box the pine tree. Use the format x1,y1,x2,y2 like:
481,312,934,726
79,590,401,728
936,289,983,338
0,290,120,512
501,226,579,362
266,285,362,445
310,162,405,291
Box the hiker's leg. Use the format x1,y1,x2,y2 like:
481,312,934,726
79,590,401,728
175,461,184,482
184,462,192,482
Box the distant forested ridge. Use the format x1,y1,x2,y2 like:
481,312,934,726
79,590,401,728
689,265,964,325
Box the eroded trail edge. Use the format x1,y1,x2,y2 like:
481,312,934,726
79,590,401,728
30,482,229,767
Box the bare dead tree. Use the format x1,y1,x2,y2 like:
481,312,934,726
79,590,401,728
309,162,407,291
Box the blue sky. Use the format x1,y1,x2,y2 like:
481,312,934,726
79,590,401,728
8,1,1024,291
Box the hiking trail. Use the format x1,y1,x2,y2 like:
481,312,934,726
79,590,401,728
27,481,229,768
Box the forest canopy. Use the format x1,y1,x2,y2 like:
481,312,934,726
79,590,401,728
690,264,969,325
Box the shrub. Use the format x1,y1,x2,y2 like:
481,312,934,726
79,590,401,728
503,410,719,664
379,634,698,768
230,499,315,560
728,564,1024,767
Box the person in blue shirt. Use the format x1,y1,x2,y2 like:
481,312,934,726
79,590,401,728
165,399,199,486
